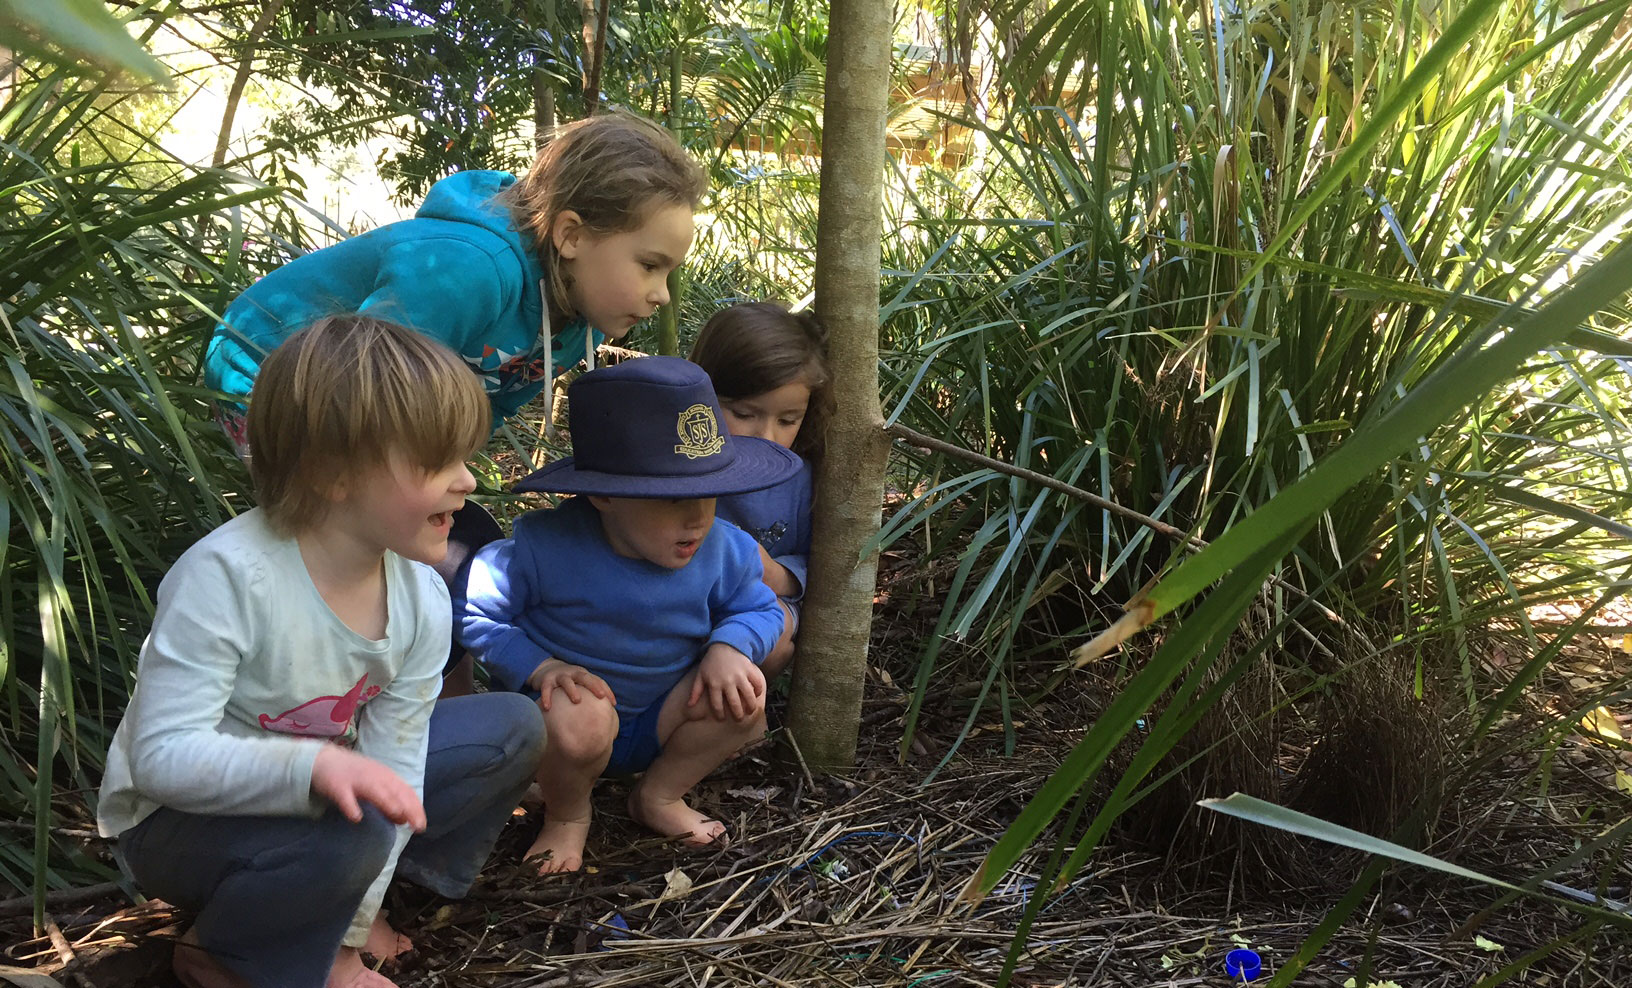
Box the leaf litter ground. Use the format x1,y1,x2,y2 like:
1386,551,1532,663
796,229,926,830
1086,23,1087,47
4,592,1630,987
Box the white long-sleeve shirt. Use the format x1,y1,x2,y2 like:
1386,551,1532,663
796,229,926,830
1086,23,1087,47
97,508,446,946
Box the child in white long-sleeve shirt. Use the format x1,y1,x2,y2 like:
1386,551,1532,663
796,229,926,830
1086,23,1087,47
98,316,545,988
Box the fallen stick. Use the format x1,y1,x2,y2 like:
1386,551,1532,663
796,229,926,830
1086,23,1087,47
883,421,1343,629
0,882,124,920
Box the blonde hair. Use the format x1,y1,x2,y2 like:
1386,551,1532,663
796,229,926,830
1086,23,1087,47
502,112,706,319
688,302,832,463
247,315,489,534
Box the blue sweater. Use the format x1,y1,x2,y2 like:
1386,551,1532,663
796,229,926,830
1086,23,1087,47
716,457,812,599
457,498,785,715
205,171,602,430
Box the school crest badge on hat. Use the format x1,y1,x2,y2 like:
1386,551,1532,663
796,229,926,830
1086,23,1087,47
675,403,725,459
514,356,801,498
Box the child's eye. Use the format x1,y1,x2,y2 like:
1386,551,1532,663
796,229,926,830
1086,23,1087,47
641,262,660,272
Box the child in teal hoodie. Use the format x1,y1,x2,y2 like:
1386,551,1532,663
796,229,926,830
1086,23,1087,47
208,112,704,441
205,112,706,681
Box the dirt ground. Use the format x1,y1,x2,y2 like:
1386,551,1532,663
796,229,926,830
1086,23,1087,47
5,589,1631,986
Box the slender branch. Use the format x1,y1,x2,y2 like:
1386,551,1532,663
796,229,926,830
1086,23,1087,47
213,0,287,168
0,882,123,920
883,421,1342,624
885,422,1198,544
583,0,611,115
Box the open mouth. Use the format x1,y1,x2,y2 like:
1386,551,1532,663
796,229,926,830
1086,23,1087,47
429,511,453,531
674,538,699,558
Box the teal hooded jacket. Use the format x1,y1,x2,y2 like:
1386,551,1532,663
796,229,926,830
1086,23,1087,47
204,170,602,431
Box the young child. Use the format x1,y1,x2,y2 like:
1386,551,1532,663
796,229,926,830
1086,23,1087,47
98,316,546,988
204,112,707,685
688,302,831,676
457,357,801,873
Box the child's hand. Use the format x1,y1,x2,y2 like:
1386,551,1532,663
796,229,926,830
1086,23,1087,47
311,745,426,831
689,643,765,722
530,658,616,711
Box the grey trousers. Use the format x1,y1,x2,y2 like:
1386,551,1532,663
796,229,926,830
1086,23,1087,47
119,692,544,988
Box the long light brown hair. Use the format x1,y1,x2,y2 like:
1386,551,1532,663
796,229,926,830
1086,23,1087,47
501,112,706,321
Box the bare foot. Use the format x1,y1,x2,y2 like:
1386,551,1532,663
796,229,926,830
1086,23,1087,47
363,911,414,961
327,946,400,988
627,784,728,847
525,815,591,874
172,926,252,988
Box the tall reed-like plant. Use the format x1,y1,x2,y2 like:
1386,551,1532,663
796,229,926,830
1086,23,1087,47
848,0,1632,981
872,0,1632,749
0,49,304,917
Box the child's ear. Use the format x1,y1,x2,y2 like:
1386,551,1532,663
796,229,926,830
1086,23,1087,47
586,495,612,512
320,477,350,503
551,210,585,258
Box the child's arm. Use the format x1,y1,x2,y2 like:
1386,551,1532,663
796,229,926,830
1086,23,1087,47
457,535,558,692
341,570,446,948
756,545,804,598
123,552,328,816
706,529,789,667
761,465,814,599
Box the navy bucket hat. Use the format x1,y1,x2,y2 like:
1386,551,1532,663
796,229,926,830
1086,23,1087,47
515,356,802,498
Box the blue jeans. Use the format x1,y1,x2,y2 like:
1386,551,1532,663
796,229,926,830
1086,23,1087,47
119,693,543,988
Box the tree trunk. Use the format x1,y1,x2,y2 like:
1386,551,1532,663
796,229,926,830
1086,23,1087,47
577,0,597,88
535,67,556,147
213,0,288,168
583,0,611,116
532,0,556,147
656,40,684,355
784,0,891,769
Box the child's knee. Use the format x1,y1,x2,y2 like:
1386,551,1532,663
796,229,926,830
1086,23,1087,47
307,808,397,896
715,706,766,744
542,694,619,763
488,692,547,759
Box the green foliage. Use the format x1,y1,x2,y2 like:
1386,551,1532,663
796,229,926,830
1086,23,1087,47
837,0,1632,980
0,50,304,919
229,0,830,204
6,5,1632,984
869,0,1632,738
0,0,167,83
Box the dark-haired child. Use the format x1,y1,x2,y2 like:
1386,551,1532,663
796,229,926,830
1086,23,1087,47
689,301,831,675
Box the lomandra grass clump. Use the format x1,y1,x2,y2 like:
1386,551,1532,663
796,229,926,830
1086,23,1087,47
1104,633,1454,895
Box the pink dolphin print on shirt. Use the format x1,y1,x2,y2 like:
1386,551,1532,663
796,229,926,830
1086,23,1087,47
258,674,382,739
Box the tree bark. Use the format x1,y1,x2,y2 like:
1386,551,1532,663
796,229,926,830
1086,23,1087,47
656,40,684,355
213,0,287,168
531,0,557,147
577,0,597,88
535,66,556,147
583,0,611,116
784,0,891,769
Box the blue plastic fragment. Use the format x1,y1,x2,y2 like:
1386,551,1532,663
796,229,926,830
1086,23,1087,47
593,912,632,951
1225,947,1263,981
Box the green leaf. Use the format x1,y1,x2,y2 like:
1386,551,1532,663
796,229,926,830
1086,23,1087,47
0,0,168,83
1143,237,1632,621
1200,794,1632,927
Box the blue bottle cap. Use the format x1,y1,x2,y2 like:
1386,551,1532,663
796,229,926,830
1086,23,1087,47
1225,947,1263,981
